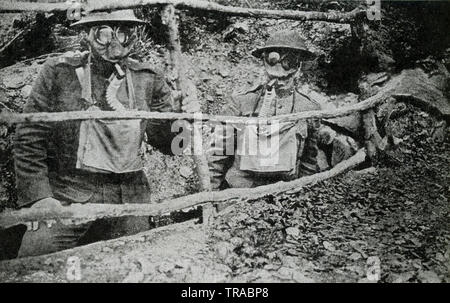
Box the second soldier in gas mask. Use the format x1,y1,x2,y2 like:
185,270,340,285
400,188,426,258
208,30,322,190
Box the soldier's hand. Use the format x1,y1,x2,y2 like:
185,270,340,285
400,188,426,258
181,94,201,113
32,197,64,211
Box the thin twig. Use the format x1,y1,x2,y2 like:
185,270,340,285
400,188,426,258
0,101,12,112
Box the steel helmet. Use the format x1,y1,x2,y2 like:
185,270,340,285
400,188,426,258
252,30,315,61
71,9,146,27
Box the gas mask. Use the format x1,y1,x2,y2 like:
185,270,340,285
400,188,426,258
87,25,137,63
263,51,302,82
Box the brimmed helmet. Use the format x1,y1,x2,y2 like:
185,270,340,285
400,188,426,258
71,9,146,27
252,30,315,61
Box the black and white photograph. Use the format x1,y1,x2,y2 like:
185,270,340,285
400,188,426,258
0,0,448,287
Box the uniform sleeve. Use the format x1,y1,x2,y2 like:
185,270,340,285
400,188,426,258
207,94,240,190
146,73,176,155
13,60,57,207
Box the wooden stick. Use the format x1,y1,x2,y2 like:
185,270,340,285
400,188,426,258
0,77,400,125
0,29,26,55
161,4,214,226
0,0,364,24
161,4,212,190
0,148,366,229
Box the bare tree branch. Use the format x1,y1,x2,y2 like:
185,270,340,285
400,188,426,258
161,4,212,194
0,0,364,23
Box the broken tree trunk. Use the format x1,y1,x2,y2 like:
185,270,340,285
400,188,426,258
0,149,366,229
160,4,214,224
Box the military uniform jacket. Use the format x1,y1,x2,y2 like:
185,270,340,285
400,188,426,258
13,52,176,207
208,83,321,190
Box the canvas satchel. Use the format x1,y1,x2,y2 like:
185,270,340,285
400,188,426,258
75,62,144,174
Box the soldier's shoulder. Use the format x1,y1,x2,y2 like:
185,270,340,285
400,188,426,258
47,51,90,68
232,83,263,103
125,58,158,74
228,83,263,115
234,82,263,95
295,88,323,111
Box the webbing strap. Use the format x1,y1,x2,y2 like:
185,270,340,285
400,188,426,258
258,88,276,117
75,64,93,106
75,53,94,106
125,68,136,110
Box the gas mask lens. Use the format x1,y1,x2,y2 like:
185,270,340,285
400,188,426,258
264,51,299,70
94,25,133,45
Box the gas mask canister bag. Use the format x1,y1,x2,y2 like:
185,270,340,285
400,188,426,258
238,120,301,175
76,64,143,174
238,86,305,176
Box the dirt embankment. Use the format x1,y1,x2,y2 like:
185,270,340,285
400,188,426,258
0,220,232,283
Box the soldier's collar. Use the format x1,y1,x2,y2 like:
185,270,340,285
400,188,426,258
265,79,295,98
56,51,90,67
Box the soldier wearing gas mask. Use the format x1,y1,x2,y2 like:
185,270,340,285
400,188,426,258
208,30,322,190
13,10,199,257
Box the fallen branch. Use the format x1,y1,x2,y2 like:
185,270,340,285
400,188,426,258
0,148,366,229
0,76,401,125
18,52,64,65
0,0,68,13
0,0,364,23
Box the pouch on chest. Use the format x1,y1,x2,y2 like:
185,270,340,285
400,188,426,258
75,63,144,174
238,120,307,175
237,89,308,176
